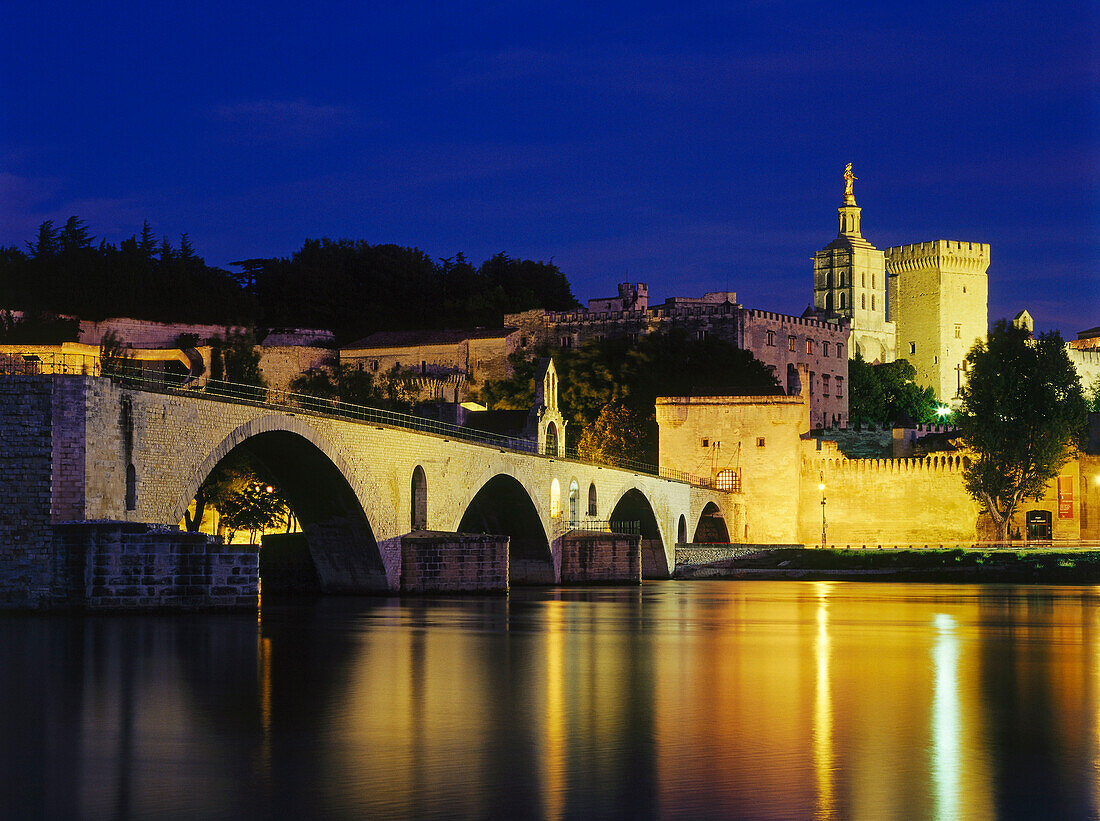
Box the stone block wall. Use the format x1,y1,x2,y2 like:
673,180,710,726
0,377,56,607
52,522,257,609
400,531,508,593
559,531,640,584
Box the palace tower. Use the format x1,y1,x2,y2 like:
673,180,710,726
813,165,896,363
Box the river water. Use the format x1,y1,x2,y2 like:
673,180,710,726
4,581,1100,819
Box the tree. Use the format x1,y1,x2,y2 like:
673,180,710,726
1086,376,1100,414
957,319,1087,543
847,355,937,426
577,401,653,467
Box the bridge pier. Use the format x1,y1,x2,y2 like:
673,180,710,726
558,530,641,584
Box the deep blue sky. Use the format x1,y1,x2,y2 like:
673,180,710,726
2,1,1097,336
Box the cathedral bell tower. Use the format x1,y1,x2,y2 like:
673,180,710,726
813,164,896,363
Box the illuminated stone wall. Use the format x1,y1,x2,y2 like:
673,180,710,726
257,346,332,392
885,241,990,400
799,443,981,545
657,386,810,545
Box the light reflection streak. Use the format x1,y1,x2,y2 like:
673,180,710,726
932,613,960,821
543,601,565,821
813,582,835,820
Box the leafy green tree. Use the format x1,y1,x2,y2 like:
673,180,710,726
958,319,1087,543
99,331,133,379
218,482,289,544
1086,376,1100,413
211,329,265,398
577,401,653,466
847,355,937,426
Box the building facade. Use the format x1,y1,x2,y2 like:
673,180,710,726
507,288,850,428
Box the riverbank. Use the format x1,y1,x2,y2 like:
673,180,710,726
673,547,1100,584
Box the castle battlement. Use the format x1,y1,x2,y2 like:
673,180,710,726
744,309,842,329
885,240,991,274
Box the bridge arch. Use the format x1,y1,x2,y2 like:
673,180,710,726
457,473,554,585
608,488,667,579
174,415,387,591
693,501,730,543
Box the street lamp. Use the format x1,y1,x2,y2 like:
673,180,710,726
818,475,827,547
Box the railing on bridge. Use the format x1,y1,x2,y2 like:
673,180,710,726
1,352,734,491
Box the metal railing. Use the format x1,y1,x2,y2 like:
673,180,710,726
1,352,729,491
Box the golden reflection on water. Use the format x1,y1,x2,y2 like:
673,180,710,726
814,582,835,820
17,583,1100,818
541,599,565,821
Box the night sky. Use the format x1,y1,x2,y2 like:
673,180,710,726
2,1,1096,336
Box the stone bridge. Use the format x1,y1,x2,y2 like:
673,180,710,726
7,375,739,597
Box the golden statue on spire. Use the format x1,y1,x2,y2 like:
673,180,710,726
843,163,857,204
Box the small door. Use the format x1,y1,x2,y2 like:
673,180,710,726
1026,510,1052,541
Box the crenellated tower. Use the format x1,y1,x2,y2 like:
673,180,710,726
885,240,990,400
813,165,896,363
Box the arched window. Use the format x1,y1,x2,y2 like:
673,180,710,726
568,480,579,525
550,478,561,517
825,293,833,311
125,464,137,511
545,422,558,455
716,469,738,492
839,292,846,309
871,295,876,311
411,465,427,530
677,515,687,544
588,483,598,517
861,294,866,310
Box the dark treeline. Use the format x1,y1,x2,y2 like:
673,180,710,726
1,218,254,325
249,240,578,342
1,219,579,343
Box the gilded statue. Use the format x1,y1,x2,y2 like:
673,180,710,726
843,163,857,202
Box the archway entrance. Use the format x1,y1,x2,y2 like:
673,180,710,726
694,502,730,543
458,475,553,584
609,489,667,579
186,430,385,594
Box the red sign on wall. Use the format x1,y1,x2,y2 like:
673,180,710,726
1058,477,1074,519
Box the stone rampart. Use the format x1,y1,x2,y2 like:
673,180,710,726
559,531,640,584
800,451,981,544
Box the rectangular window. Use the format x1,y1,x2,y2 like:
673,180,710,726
836,343,843,358
698,329,706,341
805,339,813,354
822,341,830,357
835,376,843,397
701,438,709,448
756,437,766,448
954,324,961,339
909,342,916,355
766,331,775,346
788,335,796,351
823,374,831,396
810,371,815,394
